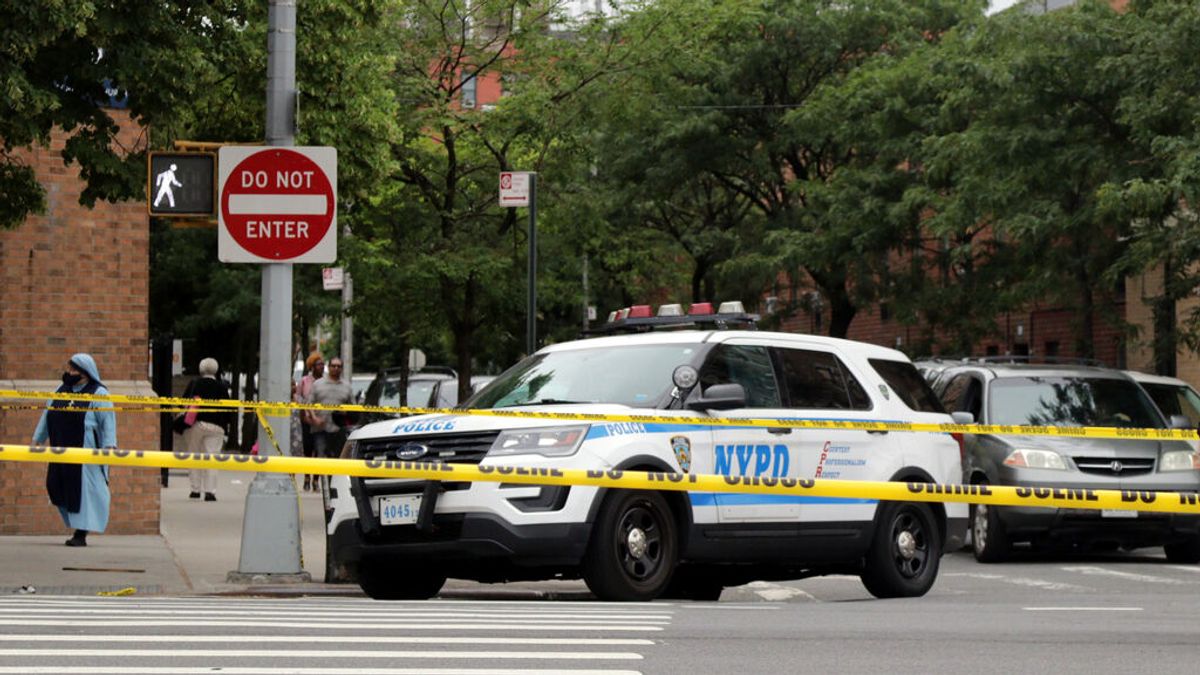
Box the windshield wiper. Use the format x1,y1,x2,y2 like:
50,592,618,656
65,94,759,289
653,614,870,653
499,398,594,407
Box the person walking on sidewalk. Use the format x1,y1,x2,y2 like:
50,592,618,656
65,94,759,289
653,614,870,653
183,358,232,502
298,353,324,491
308,357,354,465
32,353,116,547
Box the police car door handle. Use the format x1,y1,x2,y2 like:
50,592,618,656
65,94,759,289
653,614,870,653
768,427,792,435
867,429,888,435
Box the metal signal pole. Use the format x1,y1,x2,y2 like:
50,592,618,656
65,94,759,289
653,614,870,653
229,0,309,583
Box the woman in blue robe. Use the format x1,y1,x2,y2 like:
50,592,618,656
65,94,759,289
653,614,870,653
32,353,117,546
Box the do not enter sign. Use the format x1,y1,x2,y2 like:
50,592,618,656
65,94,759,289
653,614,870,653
218,146,338,263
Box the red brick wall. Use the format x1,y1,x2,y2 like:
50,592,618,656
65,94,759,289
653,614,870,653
0,110,160,535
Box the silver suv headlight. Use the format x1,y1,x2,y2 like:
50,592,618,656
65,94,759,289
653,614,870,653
488,425,589,458
1002,448,1068,470
1160,449,1200,472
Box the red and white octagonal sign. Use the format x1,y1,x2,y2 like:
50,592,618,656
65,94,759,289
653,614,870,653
218,146,337,263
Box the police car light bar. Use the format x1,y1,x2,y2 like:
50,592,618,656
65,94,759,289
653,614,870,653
583,301,759,335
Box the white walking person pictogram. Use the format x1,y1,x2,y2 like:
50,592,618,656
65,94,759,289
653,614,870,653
154,164,183,207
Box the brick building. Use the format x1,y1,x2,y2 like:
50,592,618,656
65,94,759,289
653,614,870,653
0,110,160,535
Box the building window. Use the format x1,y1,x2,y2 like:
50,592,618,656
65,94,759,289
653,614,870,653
879,302,890,322
1044,341,1059,358
985,345,999,356
461,74,477,109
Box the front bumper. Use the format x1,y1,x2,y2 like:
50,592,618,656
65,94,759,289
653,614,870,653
330,514,591,581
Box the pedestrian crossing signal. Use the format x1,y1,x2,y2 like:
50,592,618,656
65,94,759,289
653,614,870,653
147,152,216,217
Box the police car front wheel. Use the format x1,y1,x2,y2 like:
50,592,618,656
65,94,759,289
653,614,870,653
583,490,679,602
860,501,941,599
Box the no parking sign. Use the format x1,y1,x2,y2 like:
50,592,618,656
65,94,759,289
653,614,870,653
218,146,337,263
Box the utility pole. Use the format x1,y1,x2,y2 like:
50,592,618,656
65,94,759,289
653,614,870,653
228,0,309,584
527,174,538,355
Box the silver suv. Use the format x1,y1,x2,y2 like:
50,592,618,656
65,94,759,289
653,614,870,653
934,361,1200,563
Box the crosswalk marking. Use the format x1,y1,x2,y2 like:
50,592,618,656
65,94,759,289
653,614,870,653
0,608,671,621
0,619,663,631
0,596,668,674
0,635,656,646
0,649,643,660
0,662,648,667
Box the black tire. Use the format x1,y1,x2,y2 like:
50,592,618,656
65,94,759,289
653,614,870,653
1164,536,1200,564
661,566,723,601
357,559,446,600
583,490,678,601
861,501,942,599
971,482,1011,563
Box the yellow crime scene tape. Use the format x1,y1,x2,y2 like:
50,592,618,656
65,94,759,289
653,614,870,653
1,389,1197,442
1,443,1198,516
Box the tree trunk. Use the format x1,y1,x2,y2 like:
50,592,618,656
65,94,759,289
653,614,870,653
1153,255,1178,376
1073,256,1095,361
810,268,856,339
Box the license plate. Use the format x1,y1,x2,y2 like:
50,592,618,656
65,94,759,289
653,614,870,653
1101,509,1138,519
378,494,421,526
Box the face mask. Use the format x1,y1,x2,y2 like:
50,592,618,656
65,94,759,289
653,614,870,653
62,372,83,386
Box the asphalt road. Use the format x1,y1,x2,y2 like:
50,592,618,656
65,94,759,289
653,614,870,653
0,549,1196,674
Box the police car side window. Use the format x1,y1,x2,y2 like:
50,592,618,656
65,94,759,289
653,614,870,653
698,345,782,408
775,347,871,410
869,358,946,413
939,374,971,412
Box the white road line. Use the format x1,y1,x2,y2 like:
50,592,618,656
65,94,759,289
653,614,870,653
0,635,654,646
943,572,1088,592
1166,565,1200,574
0,599,669,612
1022,607,1143,612
228,194,327,215
745,581,817,602
0,608,671,621
0,595,667,607
0,662,648,667
0,619,661,631
687,605,781,610
0,648,641,660
1060,566,1187,584
0,669,642,675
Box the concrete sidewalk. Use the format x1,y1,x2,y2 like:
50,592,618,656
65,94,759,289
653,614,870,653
1,468,592,599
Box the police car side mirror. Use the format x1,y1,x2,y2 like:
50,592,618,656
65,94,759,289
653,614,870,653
951,411,975,425
1168,414,1191,430
688,383,746,411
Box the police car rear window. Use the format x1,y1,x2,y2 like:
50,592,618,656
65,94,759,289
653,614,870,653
868,359,946,413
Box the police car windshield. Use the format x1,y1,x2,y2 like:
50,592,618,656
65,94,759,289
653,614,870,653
989,376,1163,428
470,344,701,409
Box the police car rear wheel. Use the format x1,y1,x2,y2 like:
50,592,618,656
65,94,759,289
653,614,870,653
583,490,678,601
861,501,940,599
357,560,447,600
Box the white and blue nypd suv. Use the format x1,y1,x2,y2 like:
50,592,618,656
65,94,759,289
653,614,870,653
326,325,966,601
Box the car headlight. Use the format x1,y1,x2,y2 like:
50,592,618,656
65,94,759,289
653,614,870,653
1160,449,1200,472
488,425,589,458
1003,449,1068,470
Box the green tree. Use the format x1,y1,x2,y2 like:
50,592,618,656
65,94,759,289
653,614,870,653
614,0,984,338
350,0,682,398
1099,0,1200,373
921,1,1138,359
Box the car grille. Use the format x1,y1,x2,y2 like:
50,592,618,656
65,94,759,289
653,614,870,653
1073,456,1155,476
355,431,500,465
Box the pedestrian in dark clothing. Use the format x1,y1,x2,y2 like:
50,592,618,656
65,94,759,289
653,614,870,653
183,357,233,502
32,353,116,547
